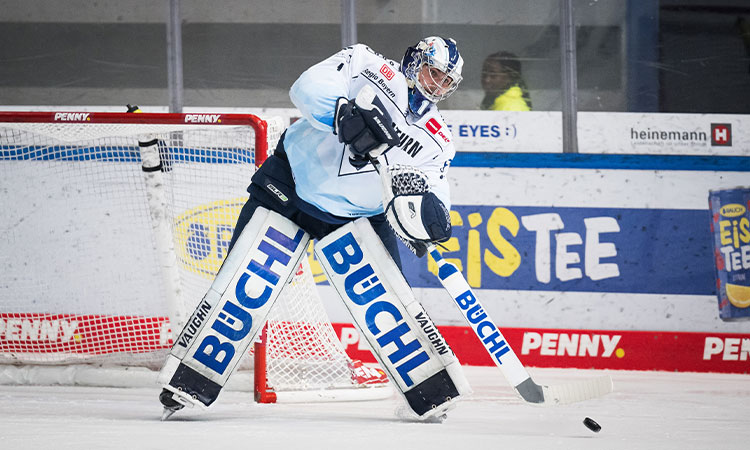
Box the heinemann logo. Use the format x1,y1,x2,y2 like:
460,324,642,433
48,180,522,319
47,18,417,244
630,127,707,142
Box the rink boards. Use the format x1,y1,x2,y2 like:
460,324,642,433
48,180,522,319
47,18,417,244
2,111,750,374
333,323,750,374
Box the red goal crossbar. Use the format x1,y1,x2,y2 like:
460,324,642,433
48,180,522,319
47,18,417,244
0,111,271,166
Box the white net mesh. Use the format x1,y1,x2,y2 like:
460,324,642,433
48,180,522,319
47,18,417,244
264,255,358,391
1,124,177,368
0,114,379,395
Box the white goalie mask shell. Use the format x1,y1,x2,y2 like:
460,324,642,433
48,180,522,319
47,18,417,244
401,36,464,104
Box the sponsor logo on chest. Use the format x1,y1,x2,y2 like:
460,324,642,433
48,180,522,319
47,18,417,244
426,118,451,143
361,67,397,100
379,64,395,80
392,124,424,158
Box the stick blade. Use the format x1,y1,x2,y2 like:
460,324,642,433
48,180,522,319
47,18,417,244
540,375,613,406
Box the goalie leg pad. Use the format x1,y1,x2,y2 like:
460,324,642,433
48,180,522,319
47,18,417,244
158,207,309,408
315,218,471,420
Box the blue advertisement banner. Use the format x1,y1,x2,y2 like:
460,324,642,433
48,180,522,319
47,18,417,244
400,205,714,296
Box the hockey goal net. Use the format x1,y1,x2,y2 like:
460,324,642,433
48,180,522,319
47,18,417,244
0,111,388,402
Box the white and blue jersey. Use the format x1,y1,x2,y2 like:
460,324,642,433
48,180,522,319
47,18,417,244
283,44,456,219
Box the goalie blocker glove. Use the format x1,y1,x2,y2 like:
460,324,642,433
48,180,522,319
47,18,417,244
334,86,399,169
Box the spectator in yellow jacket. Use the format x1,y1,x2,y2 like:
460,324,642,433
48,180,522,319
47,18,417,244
480,51,532,111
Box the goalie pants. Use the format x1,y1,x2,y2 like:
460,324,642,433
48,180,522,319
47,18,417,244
228,138,403,269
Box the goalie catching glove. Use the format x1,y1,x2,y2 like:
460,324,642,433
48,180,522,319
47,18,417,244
334,85,399,169
383,165,452,257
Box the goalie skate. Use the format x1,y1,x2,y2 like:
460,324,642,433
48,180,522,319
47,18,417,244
159,388,191,421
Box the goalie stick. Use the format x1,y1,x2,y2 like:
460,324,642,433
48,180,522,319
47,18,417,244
368,155,613,406
425,246,613,405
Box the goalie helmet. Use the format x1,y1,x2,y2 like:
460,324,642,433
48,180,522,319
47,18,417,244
401,36,464,117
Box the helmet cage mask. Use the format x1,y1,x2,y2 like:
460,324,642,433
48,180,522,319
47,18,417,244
401,37,463,106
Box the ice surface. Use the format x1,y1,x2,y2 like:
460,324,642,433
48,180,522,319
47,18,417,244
0,366,748,450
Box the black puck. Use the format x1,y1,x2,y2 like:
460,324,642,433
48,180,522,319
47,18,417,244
583,417,601,433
